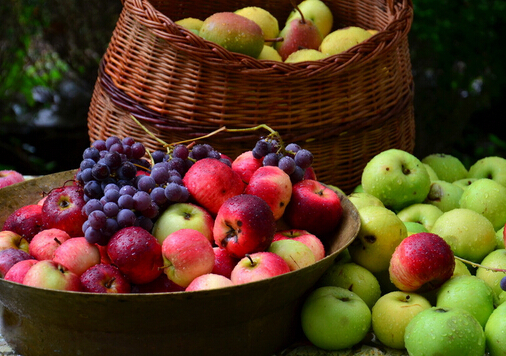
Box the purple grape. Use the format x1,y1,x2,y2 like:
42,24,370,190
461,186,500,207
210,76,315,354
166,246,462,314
88,210,107,230
103,151,122,169
252,140,270,159
84,180,103,199
263,152,280,166
290,166,305,183
83,146,101,161
189,144,209,160
105,136,121,150
123,144,133,159
150,187,168,206
172,144,189,160
79,168,93,183
207,150,221,160
278,156,296,175
122,137,136,146
117,209,137,228
137,175,157,192
165,182,183,202
83,199,103,216
133,191,152,211
150,165,169,185
135,216,154,231
103,218,120,237
103,202,119,218
118,194,135,210
80,158,96,171
104,188,120,203
151,150,166,163
131,142,146,160
167,157,186,176
103,183,119,193
142,201,159,219
84,226,103,244
119,185,137,196
109,142,124,154
91,162,110,181
92,139,107,151
294,149,313,169
117,161,137,180
168,175,183,186
285,143,301,157
501,276,506,291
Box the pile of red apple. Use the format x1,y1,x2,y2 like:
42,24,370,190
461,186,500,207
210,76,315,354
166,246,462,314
0,137,344,294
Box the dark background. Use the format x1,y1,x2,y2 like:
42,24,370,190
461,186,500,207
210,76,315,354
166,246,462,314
1,0,505,175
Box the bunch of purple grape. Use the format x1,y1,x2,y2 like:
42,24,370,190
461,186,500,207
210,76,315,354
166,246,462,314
252,137,314,183
76,136,225,245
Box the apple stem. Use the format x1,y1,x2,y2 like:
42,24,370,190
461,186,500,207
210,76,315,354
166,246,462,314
105,277,116,289
290,0,306,24
245,254,256,267
264,37,284,43
454,256,506,273
54,237,62,245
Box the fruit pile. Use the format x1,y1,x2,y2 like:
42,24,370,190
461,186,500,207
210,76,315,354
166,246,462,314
0,128,343,295
176,0,374,63
293,149,506,355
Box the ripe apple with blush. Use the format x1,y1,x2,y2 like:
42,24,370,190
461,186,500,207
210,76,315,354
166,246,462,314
245,166,292,220
0,248,34,278
182,158,245,215
389,232,455,292
80,263,131,293
4,259,38,283
23,259,82,291
231,150,263,184
53,237,101,276
284,179,343,237
162,229,215,288
212,247,239,278
231,252,290,284
107,226,164,285
0,170,24,188
185,273,234,291
28,228,71,261
0,230,30,253
213,194,276,259
273,229,325,261
2,204,43,242
41,184,87,237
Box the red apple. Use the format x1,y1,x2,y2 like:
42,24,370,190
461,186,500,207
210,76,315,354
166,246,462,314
4,259,38,283
29,228,71,261
131,273,185,293
284,180,343,237
230,252,291,284
53,237,101,276
107,227,164,285
23,260,82,291
0,170,24,189
303,166,317,180
212,247,239,279
0,248,34,278
182,158,246,214
245,166,292,220
185,273,234,291
2,204,44,242
80,263,131,293
0,230,30,253
41,185,87,237
231,150,263,184
389,232,455,292
213,194,276,259
162,229,215,288
273,229,326,261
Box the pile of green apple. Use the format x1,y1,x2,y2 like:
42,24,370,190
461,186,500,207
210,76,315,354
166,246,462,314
298,149,506,355
175,0,375,63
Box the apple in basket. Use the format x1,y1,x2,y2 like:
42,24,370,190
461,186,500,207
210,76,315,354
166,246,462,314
0,230,30,254
22,260,82,292
2,204,44,242
28,228,72,261
0,169,24,189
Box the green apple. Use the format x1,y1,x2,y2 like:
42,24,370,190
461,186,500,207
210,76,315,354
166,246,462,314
431,208,497,263
452,177,477,190
152,202,214,245
498,290,506,306
284,48,329,62
319,26,372,56
235,6,279,44
175,17,204,34
421,153,468,183
485,302,506,356
476,249,506,302
459,178,506,231
347,191,384,211
468,156,506,187
371,291,431,349
361,149,431,211
396,203,443,232
348,205,407,273
285,0,334,38
436,275,495,328
404,307,486,356
267,239,315,271
423,163,439,181
317,262,381,309
496,226,505,249
199,12,264,58
424,179,464,212
453,258,472,277
257,45,282,61
403,221,428,235
300,286,371,350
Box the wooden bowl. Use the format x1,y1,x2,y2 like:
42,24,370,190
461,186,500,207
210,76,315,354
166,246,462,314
0,171,360,356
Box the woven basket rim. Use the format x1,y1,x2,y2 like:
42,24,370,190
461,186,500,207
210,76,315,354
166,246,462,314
120,0,413,76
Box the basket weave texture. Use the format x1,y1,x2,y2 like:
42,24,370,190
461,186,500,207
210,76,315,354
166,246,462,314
87,0,415,192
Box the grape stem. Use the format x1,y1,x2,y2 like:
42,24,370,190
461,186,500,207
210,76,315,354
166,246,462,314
454,256,506,273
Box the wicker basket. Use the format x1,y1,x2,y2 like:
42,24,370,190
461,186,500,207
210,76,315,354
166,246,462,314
87,0,415,193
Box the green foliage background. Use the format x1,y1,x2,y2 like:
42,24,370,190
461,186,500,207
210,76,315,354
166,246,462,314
1,0,506,173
